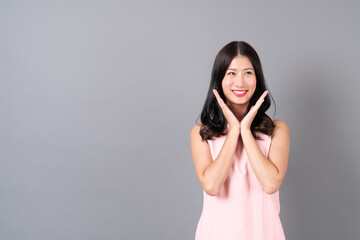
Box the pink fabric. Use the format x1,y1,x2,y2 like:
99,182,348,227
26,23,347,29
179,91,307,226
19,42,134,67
195,125,285,240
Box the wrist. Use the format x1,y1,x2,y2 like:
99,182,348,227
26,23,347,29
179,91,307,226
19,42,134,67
228,128,240,136
241,127,252,135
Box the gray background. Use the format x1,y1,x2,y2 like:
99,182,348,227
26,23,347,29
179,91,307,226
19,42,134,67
1,0,359,239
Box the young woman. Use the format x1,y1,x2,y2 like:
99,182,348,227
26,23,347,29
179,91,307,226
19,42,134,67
190,41,290,239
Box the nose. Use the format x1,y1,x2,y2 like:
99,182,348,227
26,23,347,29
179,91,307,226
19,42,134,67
234,75,246,87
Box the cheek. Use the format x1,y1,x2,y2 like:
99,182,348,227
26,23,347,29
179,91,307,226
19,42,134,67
247,78,256,89
222,78,232,87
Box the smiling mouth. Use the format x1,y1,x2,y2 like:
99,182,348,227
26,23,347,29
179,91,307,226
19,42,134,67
232,90,247,94
232,90,247,97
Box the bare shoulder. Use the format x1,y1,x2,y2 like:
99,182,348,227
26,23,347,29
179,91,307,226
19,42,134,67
190,124,206,143
272,119,290,139
273,119,289,128
190,123,202,134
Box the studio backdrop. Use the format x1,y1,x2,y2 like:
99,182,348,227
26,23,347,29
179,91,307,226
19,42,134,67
0,0,359,239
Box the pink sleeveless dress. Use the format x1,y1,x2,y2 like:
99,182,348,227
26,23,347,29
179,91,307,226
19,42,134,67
195,125,285,240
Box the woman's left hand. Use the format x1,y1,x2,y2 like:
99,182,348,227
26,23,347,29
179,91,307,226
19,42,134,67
240,90,268,132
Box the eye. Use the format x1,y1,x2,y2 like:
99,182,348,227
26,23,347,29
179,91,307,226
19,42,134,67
245,71,253,75
227,72,235,75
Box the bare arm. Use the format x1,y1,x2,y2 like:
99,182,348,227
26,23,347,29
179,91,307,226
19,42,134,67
190,124,240,196
241,119,290,194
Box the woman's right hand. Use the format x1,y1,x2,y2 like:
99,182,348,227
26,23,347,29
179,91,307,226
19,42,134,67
212,89,240,133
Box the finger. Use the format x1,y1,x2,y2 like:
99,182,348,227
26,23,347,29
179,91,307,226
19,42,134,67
213,90,233,115
260,90,269,100
250,90,268,112
212,89,227,109
254,90,268,108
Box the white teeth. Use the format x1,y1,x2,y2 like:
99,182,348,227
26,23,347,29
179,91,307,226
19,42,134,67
233,90,246,94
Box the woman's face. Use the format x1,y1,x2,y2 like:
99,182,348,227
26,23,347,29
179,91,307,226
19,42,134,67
221,55,257,106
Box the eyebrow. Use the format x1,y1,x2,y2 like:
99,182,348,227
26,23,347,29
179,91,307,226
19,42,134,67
227,67,254,71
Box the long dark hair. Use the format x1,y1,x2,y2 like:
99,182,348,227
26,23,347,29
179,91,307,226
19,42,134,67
196,41,276,141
